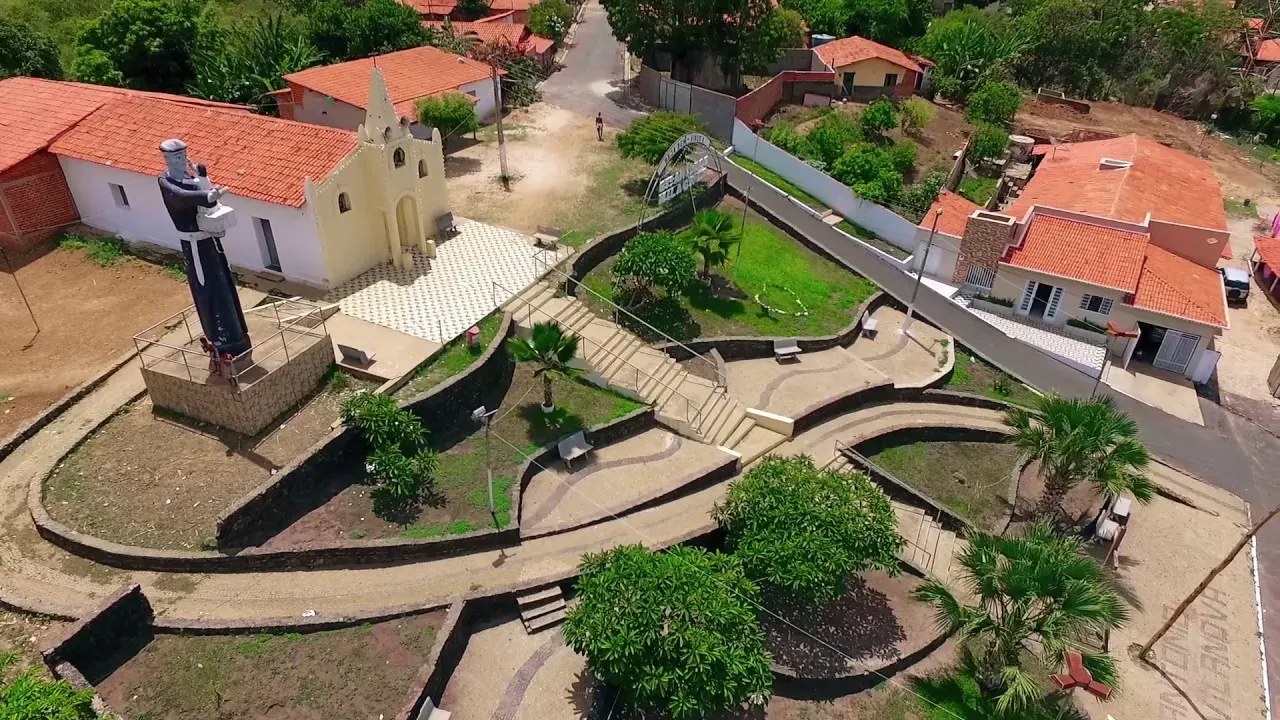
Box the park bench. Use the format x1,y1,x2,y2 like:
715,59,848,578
533,225,563,249
436,211,458,239
558,430,594,470
861,316,880,339
773,338,801,363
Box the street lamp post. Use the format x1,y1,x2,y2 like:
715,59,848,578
472,405,499,519
902,207,943,336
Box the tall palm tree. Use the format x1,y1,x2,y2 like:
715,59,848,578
507,321,580,412
1004,394,1154,514
912,522,1128,718
686,209,742,280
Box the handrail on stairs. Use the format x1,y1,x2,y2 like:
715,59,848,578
532,248,726,390
834,440,935,567
494,279,705,432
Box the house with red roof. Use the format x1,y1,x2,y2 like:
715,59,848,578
917,134,1230,379
423,19,557,68
0,70,452,292
401,0,536,24
277,46,501,133
813,36,927,100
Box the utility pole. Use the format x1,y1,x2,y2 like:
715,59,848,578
491,63,510,191
1140,503,1280,662
472,405,499,520
902,208,942,335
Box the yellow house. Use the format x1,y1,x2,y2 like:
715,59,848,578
814,36,925,101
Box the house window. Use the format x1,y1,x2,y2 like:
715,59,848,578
393,147,406,168
883,73,898,87
338,192,351,213
1079,294,1113,315
109,183,130,208
253,217,282,272
418,159,428,178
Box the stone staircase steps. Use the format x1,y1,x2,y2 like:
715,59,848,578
709,405,747,447
517,585,566,635
724,416,757,449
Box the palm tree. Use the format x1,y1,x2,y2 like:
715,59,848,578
686,209,742,281
507,321,580,412
912,522,1127,718
1004,394,1154,515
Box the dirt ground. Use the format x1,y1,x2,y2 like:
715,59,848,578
444,104,652,242
92,610,445,720
0,609,66,677
44,376,371,551
0,245,190,440
867,440,1021,533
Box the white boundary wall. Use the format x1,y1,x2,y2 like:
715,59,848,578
730,119,921,252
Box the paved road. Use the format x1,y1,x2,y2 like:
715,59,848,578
539,0,645,127
725,163,1280,704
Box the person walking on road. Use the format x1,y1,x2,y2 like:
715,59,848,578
596,112,604,141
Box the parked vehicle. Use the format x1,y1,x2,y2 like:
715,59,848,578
1222,266,1250,303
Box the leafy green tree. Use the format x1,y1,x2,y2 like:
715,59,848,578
748,7,807,62
457,0,491,20
74,0,201,92
507,321,581,410
686,209,741,280
71,48,126,86
612,230,698,304
416,92,479,143
832,143,902,203
859,98,897,140
615,112,705,164
192,12,322,109
1004,394,1155,514
562,545,773,719
1011,0,1145,99
0,654,95,720
341,392,438,515
306,0,427,62
804,110,862,167
0,17,62,79
528,0,573,41
912,522,1128,717
845,0,930,46
900,97,935,132
900,170,947,213
970,123,1010,162
342,392,426,451
764,121,810,157
965,80,1022,127
601,0,785,81
781,0,848,35
888,139,917,173
1253,91,1280,143
916,8,1022,102
714,455,903,604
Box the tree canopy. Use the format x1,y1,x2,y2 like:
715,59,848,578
832,143,904,204
73,0,201,92
305,0,427,63
964,80,1022,127
416,92,480,141
612,231,698,304
191,12,322,110
616,112,706,164
528,0,574,42
562,545,773,719
713,454,903,605
0,17,62,79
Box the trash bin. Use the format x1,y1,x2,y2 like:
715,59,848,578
466,325,480,347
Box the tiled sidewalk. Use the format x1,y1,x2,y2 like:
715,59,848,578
966,306,1106,372
325,220,570,343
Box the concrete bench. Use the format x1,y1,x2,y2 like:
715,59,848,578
436,211,458,238
774,339,801,363
558,430,593,470
861,317,879,338
534,225,563,249
337,343,375,368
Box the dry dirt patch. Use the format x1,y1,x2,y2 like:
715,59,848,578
0,245,190,440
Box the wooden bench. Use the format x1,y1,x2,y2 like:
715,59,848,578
557,430,594,470
774,338,801,363
533,225,563,249
436,211,458,238
337,343,375,369
861,317,879,338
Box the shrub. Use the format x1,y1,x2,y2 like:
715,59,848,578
416,92,478,141
888,139,917,173
1068,317,1107,333
964,80,1022,127
900,171,947,214
970,123,1009,162
0,654,95,719
859,97,897,139
612,230,697,304
1253,94,1280,144
562,545,773,719
832,143,903,203
529,0,574,41
713,455,903,605
900,97,935,131
805,111,862,166
341,393,437,513
616,112,705,164
764,121,809,157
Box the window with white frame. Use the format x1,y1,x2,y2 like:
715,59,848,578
109,183,130,208
1079,294,1113,315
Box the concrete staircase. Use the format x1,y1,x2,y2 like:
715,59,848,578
518,585,567,635
504,281,779,455
827,454,965,585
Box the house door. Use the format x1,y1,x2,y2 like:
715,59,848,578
1016,280,1063,321
1153,328,1201,374
842,72,854,95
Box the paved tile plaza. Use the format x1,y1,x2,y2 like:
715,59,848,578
966,306,1106,372
325,219,571,343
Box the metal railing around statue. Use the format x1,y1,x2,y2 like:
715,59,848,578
531,248,726,390
132,298,329,390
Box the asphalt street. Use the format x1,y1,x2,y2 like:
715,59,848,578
538,0,645,127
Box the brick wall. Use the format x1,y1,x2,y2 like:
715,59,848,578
142,334,333,436
735,71,836,127
952,212,1015,286
0,151,80,251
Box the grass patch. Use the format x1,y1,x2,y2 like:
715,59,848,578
837,220,911,260
727,154,827,211
867,440,1020,531
957,177,998,207
1225,197,1260,218
945,345,1037,407
403,519,479,538
162,263,187,281
583,200,877,340
550,146,652,247
59,233,126,266
395,312,503,400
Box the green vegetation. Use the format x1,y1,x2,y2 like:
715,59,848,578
837,220,910,260
714,454,902,604
945,347,1037,407
341,393,438,519
396,312,503,400
0,653,95,720
1067,317,1107,333
0,16,62,79
913,523,1128,717
964,81,1022,128
686,208,742,280
611,230,698,304
970,124,1010,163
403,519,479,538
58,233,126,266
727,154,826,210
900,97,936,133
563,545,773,719
507,321,582,410
957,176,998,206
583,205,878,340
859,98,898,140
868,440,1020,531
616,112,706,164
528,0,574,41
417,92,480,143
1225,197,1260,218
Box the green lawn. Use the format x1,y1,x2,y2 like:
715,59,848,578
867,440,1019,532
1225,197,1260,219
728,154,827,211
394,312,504,400
945,346,1038,407
957,177,998,207
582,200,878,340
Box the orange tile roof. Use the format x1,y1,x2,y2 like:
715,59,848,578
1001,215,1148,292
921,190,981,237
1008,134,1227,231
0,77,247,174
1255,235,1280,268
527,34,555,54
424,20,527,46
50,97,357,208
401,0,458,14
284,46,496,119
1130,244,1228,327
814,36,923,74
